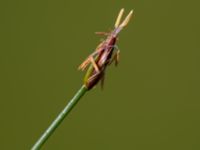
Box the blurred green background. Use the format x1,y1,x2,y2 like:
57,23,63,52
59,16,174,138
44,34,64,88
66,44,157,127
0,0,200,149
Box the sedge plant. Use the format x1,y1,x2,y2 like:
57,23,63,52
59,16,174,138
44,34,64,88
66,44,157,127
31,8,133,150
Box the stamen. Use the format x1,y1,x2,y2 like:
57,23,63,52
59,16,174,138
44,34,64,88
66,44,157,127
119,10,134,28
114,8,124,28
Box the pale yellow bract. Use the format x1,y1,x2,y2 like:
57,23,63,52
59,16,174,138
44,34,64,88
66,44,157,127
115,8,134,29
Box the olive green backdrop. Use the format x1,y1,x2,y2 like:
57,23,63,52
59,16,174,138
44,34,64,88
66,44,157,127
0,0,200,150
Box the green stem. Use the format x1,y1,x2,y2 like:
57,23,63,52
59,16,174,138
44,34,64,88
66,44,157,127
31,85,88,150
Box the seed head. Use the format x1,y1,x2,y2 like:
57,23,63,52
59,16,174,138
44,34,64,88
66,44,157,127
79,8,134,90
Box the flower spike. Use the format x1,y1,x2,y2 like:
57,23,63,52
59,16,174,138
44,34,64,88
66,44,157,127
79,8,134,90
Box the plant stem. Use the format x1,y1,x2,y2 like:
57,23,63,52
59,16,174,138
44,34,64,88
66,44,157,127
31,85,88,150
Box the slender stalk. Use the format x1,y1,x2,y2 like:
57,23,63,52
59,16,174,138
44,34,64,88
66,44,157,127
31,85,88,150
